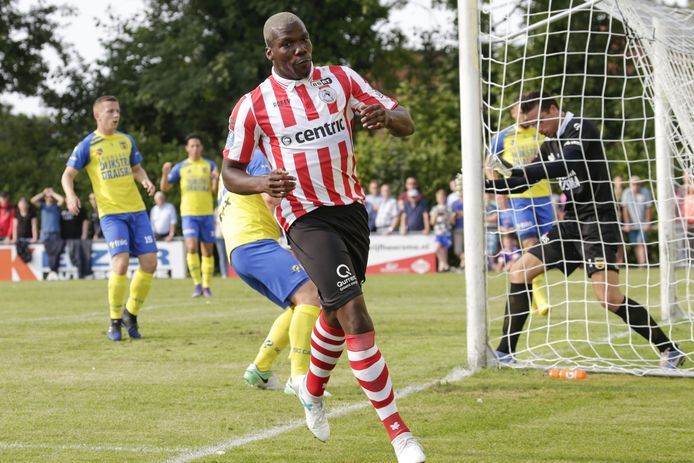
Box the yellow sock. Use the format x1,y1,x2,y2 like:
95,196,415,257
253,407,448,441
532,274,549,316
289,304,320,378
187,253,202,286
125,269,154,316
201,255,214,289
108,273,128,319
253,308,292,372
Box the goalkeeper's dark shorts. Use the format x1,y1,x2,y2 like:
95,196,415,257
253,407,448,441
286,203,369,311
528,219,620,277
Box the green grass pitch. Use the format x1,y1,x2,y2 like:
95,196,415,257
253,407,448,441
1,273,692,462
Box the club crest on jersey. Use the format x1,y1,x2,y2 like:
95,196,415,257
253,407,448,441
318,87,337,104
96,147,104,156
119,140,128,150
310,77,333,87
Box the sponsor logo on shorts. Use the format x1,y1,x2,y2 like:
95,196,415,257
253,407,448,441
540,233,550,244
588,258,606,270
109,238,128,249
336,264,357,291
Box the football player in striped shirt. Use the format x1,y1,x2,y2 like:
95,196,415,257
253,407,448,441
218,149,320,392
62,95,157,341
160,134,219,298
221,12,425,463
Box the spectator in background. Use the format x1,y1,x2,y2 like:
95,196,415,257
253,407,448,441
150,191,177,241
681,181,694,260
447,178,464,269
398,176,421,210
213,207,228,278
365,180,382,232
0,192,14,242
31,187,64,241
613,175,626,264
31,187,64,280
613,175,624,203
88,193,102,240
494,232,521,272
12,197,38,243
11,197,36,264
61,204,91,279
374,183,399,234
400,188,429,234
622,175,653,266
430,189,454,272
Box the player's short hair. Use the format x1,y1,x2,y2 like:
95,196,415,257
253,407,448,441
520,91,558,114
184,133,203,145
93,95,119,110
263,12,306,47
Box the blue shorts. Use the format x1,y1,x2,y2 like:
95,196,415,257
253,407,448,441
435,234,452,249
100,211,157,257
508,196,556,241
628,229,647,244
231,239,309,308
182,215,215,243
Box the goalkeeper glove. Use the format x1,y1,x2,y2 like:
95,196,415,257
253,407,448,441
487,154,513,177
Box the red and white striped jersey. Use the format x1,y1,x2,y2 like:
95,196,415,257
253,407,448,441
223,64,398,231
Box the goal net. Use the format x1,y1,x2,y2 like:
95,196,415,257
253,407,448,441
465,0,694,377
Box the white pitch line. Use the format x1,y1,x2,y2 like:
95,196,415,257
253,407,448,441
0,442,191,454
165,367,472,463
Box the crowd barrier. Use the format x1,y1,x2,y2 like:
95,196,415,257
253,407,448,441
1,234,436,282
0,240,186,281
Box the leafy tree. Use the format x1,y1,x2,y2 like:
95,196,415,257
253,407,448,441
355,32,461,199
0,0,71,95
90,0,408,153
0,108,68,198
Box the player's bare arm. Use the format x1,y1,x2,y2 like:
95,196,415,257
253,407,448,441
210,168,220,194
132,164,156,196
61,166,82,214
222,158,296,198
359,104,414,137
160,162,173,192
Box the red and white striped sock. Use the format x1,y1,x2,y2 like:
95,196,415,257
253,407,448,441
347,331,410,441
305,312,345,398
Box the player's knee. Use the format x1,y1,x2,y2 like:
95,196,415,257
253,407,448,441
508,260,531,284
111,253,129,274
139,253,158,273
337,296,373,334
293,281,320,307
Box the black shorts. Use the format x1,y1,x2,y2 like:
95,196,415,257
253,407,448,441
529,219,620,277
286,203,370,311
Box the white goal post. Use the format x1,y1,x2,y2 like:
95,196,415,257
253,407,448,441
460,0,694,377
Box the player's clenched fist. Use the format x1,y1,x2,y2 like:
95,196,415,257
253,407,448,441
162,162,172,175
265,169,296,198
357,103,391,130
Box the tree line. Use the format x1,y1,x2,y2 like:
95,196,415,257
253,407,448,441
1,0,685,206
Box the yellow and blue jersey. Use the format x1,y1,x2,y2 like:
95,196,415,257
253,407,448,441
490,125,549,198
168,158,217,216
217,150,280,252
67,131,145,217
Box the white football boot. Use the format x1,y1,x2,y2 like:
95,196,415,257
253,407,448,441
392,432,426,463
289,374,330,442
